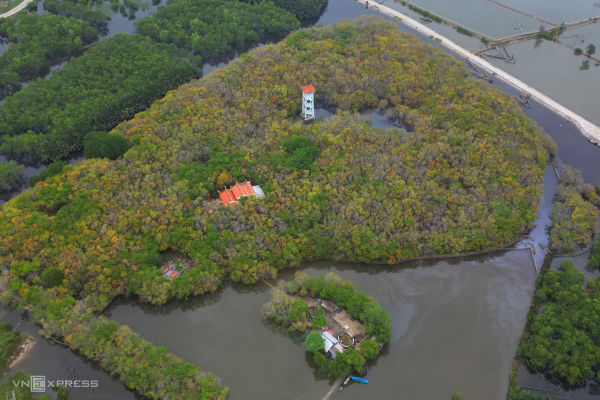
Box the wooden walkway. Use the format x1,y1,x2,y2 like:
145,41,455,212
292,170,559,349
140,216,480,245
475,16,600,55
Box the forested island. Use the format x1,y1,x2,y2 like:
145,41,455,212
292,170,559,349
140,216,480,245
0,16,560,398
263,272,390,378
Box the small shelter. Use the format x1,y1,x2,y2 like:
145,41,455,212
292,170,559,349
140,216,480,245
218,181,264,206
321,330,344,359
301,85,315,121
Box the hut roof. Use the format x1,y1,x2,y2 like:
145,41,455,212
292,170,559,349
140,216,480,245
218,181,257,206
301,85,315,94
321,331,338,353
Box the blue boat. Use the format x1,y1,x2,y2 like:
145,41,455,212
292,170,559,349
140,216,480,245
350,376,369,384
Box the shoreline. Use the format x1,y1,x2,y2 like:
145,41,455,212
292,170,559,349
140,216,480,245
357,0,600,144
9,336,35,369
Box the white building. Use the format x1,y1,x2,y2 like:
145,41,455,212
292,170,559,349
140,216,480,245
301,85,315,121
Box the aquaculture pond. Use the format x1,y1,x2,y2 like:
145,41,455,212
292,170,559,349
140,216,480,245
378,0,600,129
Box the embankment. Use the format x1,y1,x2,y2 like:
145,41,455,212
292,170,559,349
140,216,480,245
358,0,600,144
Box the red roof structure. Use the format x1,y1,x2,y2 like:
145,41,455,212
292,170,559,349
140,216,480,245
301,84,315,94
218,181,257,206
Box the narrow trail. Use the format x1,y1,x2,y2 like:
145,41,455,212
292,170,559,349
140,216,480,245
0,0,34,18
359,0,600,144
322,376,345,400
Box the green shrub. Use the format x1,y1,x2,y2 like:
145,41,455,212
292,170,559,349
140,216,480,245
456,26,473,36
29,161,68,186
305,330,324,353
40,267,65,288
93,321,119,341
135,0,299,59
272,0,327,21
283,135,320,171
359,338,379,359
312,314,326,329
0,161,23,193
343,347,365,373
588,240,600,270
84,131,131,160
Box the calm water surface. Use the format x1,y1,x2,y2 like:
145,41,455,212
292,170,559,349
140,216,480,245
1,308,135,399
106,250,537,400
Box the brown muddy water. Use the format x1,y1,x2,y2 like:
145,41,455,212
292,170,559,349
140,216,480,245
104,250,536,400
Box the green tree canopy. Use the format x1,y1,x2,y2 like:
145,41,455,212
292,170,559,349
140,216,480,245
84,131,131,160
359,338,379,359
305,330,324,353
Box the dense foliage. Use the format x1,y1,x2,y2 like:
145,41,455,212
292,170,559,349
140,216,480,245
589,239,600,270
262,289,310,332
0,14,99,97
0,322,25,375
359,338,379,359
0,161,23,194
284,272,392,342
519,259,600,387
269,0,328,21
58,316,228,399
0,17,555,394
135,0,299,60
0,17,554,307
273,274,384,379
0,34,200,163
549,166,599,254
83,131,131,160
304,330,323,353
29,161,69,186
311,346,366,378
43,0,112,29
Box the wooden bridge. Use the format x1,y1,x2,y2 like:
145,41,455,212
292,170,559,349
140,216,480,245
474,16,600,55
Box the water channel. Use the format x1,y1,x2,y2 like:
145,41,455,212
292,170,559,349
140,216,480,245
379,0,600,129
1,0,599,398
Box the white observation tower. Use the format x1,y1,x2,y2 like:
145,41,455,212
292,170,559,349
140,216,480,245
301,84,315,121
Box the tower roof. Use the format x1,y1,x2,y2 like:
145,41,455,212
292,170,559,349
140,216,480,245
301,85,315,94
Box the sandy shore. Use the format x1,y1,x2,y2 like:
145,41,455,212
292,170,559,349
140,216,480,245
357,0,600,144
9,336,35,368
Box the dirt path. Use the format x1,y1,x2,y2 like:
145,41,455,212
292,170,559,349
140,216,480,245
0,0,34,18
